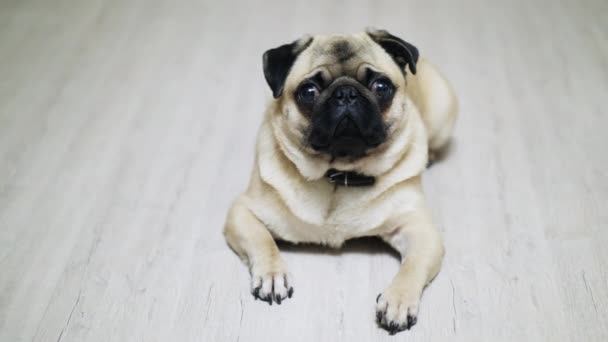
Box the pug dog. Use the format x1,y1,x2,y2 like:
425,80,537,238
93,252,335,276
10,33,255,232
224,28,457,334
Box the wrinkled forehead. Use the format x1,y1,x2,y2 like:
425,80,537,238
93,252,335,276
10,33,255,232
308,34,375,73
288,33,398,83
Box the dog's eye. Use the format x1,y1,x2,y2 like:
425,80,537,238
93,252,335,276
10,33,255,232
297,83,319,102
370,78,393,96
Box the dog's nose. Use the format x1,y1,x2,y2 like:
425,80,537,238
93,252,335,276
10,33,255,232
332,85,359,105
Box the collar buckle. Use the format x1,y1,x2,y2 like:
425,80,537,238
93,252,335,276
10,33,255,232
324,168,375,187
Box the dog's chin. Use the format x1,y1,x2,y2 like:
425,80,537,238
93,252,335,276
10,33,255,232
330,149,367,161
309,138,384,162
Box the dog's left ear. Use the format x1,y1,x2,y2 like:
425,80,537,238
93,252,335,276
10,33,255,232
366,28,419,75
263,36,313,98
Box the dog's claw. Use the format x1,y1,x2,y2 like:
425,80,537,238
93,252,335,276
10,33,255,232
252,286,261,299
250,272,293,306
375,292,419,334
407,314,417,328
377,313,417,334
264,295,272,305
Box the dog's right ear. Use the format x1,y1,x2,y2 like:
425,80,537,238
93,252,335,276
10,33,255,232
263,36,313,98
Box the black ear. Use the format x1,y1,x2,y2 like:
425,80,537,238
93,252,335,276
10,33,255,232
366,28,419,75
263,36,313,98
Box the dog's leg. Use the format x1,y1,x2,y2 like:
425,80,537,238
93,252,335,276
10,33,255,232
376,208,444,334
224,197,293,305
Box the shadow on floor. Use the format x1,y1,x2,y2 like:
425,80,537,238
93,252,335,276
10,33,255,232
278,237,401,261
428,138,457,168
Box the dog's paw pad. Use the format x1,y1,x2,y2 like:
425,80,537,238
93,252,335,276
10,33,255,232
251,272,293,305
375,291,420,334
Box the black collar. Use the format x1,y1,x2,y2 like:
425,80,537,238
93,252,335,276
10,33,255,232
325,168,376,187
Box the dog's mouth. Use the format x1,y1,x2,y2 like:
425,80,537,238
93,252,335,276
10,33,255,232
308,115,387,159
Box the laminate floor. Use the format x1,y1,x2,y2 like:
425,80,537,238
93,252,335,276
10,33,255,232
1,0,607,341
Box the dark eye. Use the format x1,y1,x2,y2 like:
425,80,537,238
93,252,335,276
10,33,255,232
370,78,393,95
297,83,319,103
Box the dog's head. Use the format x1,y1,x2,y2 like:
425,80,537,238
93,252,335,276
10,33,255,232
263,29,420,171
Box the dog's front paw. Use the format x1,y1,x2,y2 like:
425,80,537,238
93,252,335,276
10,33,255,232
375,286,420,334
251,268,293,305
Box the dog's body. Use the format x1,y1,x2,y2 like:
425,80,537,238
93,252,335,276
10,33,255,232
224,30,457,334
